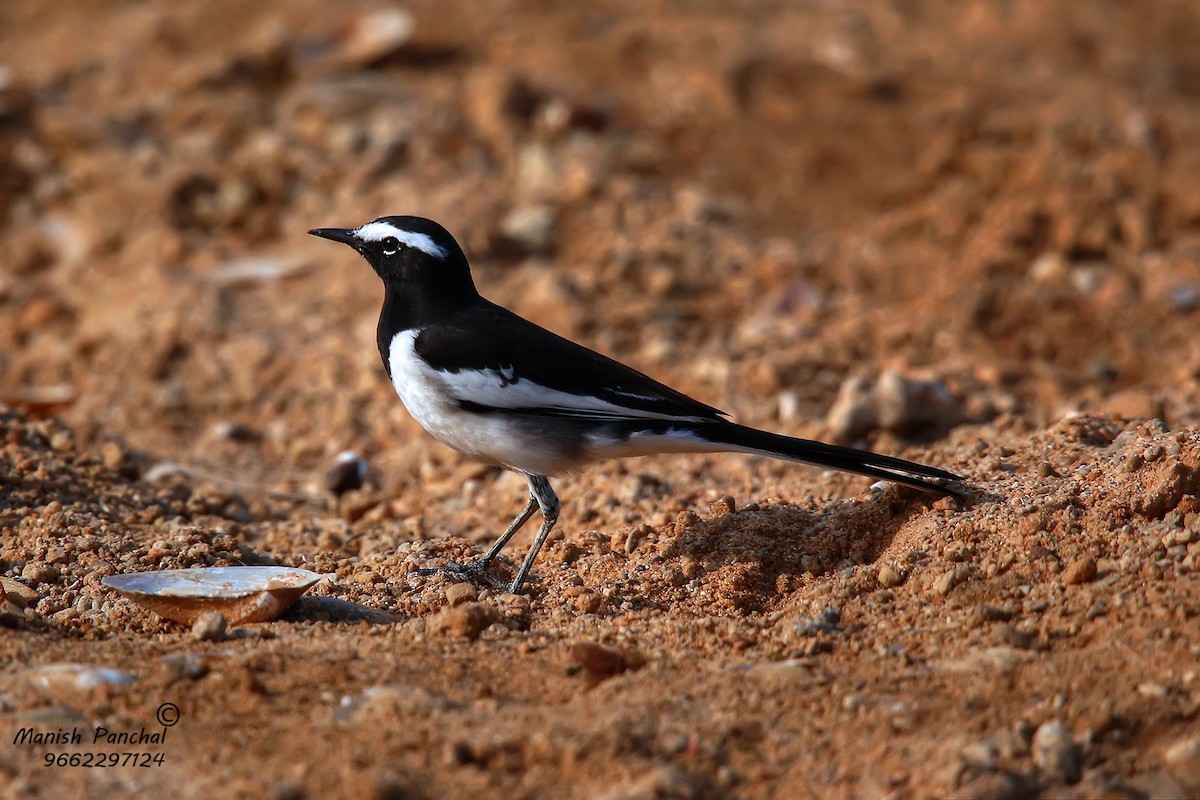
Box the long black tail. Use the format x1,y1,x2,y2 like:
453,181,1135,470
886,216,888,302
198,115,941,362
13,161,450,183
696,420,963,497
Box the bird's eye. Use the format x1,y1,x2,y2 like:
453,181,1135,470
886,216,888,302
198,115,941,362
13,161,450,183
381,236,401,254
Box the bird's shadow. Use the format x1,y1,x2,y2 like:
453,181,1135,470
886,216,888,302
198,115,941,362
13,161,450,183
651,487,987,611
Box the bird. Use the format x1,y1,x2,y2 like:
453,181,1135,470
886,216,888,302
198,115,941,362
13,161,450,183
309,215,963,594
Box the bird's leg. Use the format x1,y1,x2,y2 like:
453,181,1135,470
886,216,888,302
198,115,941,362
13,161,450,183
414,492,537,584
508,475,560,595
470,494,538,570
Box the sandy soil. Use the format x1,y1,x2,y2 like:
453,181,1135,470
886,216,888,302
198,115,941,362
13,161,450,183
2,1,1200,797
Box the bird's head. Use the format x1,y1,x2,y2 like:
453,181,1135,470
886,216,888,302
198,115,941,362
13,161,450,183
309,216,476,299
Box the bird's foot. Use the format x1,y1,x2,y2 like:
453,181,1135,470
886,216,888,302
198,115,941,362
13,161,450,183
413,557,507,589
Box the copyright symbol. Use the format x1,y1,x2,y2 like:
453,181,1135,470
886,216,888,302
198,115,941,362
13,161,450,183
156,702,180,727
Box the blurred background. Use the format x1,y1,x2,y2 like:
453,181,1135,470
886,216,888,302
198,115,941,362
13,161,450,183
3,0,1200,488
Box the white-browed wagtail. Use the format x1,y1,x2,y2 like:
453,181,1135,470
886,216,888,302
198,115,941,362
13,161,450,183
310,216,963,593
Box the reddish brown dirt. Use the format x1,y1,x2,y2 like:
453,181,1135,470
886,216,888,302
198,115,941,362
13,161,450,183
2,2,1200,798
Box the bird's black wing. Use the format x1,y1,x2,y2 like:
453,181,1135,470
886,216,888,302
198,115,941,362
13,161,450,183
412,302,727,422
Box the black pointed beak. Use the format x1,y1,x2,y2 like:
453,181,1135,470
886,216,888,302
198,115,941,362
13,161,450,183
308,228,359,248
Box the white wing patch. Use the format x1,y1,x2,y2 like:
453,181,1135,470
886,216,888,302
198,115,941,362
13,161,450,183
585,426,715,459
355,221,448,260
430,364,707,422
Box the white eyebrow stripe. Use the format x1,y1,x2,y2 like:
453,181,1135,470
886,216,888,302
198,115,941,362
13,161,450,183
354,221,448,260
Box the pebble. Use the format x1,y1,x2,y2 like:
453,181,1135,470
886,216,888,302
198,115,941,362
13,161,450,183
673,510,701,536
0,576,40,607
21,561,59,585
797,608,841,635
336,684,459,721
191,611,228,642
826,376,877,440
330,8,415,67
937,647,1031,675
934,568,968,596
959,740,998,771
708,495,736,516
1163,736,1200,794
162,653,209,681
1062,555,1097,585
1030,251,1068,284
48,428,74,451
1136,682,1169,699
495,204,557,256
429,602,496,640
1031,720,1081,784
877,564,904,588
444,582,478,607
624,525,650,554
572,591,604,614
874,370,963,433
210,420,258,442
324,450,368,495
554,541,586,564
570,641,645,685
26,664,136,695
826,371,962,438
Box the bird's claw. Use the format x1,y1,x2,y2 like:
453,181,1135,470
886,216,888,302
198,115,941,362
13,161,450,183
413,558,507,589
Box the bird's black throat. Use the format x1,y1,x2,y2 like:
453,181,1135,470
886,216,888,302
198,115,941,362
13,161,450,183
375,283,484,378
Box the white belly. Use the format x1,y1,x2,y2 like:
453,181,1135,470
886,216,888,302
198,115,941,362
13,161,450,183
387,329,564,475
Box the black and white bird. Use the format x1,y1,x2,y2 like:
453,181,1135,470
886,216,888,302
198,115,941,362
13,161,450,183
310,216,963,594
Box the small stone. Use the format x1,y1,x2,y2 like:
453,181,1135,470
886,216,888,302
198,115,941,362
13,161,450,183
708,495,736,516
191,611,227,642
673,510,701,536
1098,388,1163,421
162,653,209,681
21,561,59,585
1062,556,1097,585
1136,682,1169,699
325,450,368,496
934,568,967,596
1169,283,1200,312
1030,252,1068,284
494,204,557,256
624,523,650,554
337,684,458,722
554,541,586,564
100,441,128,471
210,420,258,442
570,641,644,683
573,591,604,614
978,604,1014,622
1163,736,1200,794
330,8,415,67
430,602,496,640
338,490,379,523
826,376,878,440
0,576,39,608
936,647,1031,675
26,664,136,695
960,740,999,771
1031,720,1081,784
798,608,841,635
877,564,904,588
444,582,478,607
874,370,963,434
